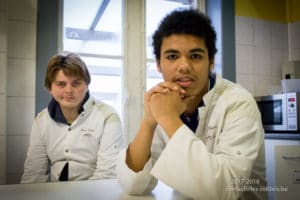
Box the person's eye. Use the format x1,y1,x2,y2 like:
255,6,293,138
56,82,65,87
166,54,178,60
72,81,82,87
191,54,203,60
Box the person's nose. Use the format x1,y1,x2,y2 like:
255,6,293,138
64,84,74,94
178,57,191,73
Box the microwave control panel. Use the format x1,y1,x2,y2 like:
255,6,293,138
287,94,297,114
287,93,298,130
287,99,296,113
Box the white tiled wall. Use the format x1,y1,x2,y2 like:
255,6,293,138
0,95,6,184
236,16,289,96
6,97,34,136
6,136,30,176
0,0,7,184
7,59,35,97
290,21,300,60
5,0,37,184
0,52,7,93
7,0,37,22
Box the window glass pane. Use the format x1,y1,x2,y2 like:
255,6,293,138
147,62,162,88
63,0,122,56
81,56,122,116
62,0,123,117
146,0,196,90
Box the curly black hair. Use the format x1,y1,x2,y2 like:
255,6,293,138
152,9,217,61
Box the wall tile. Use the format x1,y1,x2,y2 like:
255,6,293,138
0,135,6,155
254,76,273,96
0,94,6,135
271,22,288,49
0,0,7,11
0,1,8,185
0,136,6,185
0,136,6,155
0,12,6,181
271,48,288,77
235,16,253,45
290,48,300,61
7,58,35,97
236,74,254,95
272,76,282,93
0,135,6,184
236,44,254,75
7,21,36,59
254,19,271,48
8,0,37,22
0,11,7,52
290,21,300,49
0,52,7,93
6,135,29,175
7,96,34,136
0,136,5,183
254,47,272,75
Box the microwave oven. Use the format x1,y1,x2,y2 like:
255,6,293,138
255,92,300,132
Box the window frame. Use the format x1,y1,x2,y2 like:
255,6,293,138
57,0,206,143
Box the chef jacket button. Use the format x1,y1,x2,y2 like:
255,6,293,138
65,149,69,153
68,127,71,131
236,151,241,155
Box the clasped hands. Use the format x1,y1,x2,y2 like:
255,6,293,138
143,82,195,134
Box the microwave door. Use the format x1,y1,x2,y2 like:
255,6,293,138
260,94,287,131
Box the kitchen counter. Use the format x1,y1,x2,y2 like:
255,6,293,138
0,179,191,200
264,132,300,140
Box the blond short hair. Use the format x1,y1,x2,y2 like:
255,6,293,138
44,54,91,90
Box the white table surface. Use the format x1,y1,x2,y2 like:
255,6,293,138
0,179,192,200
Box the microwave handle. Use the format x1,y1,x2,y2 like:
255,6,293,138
282,156,300,161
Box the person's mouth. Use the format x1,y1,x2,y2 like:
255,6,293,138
63,96,75,101
175,77,193,88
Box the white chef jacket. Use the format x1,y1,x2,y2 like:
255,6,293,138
117,75,267,200
21,95,123,183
